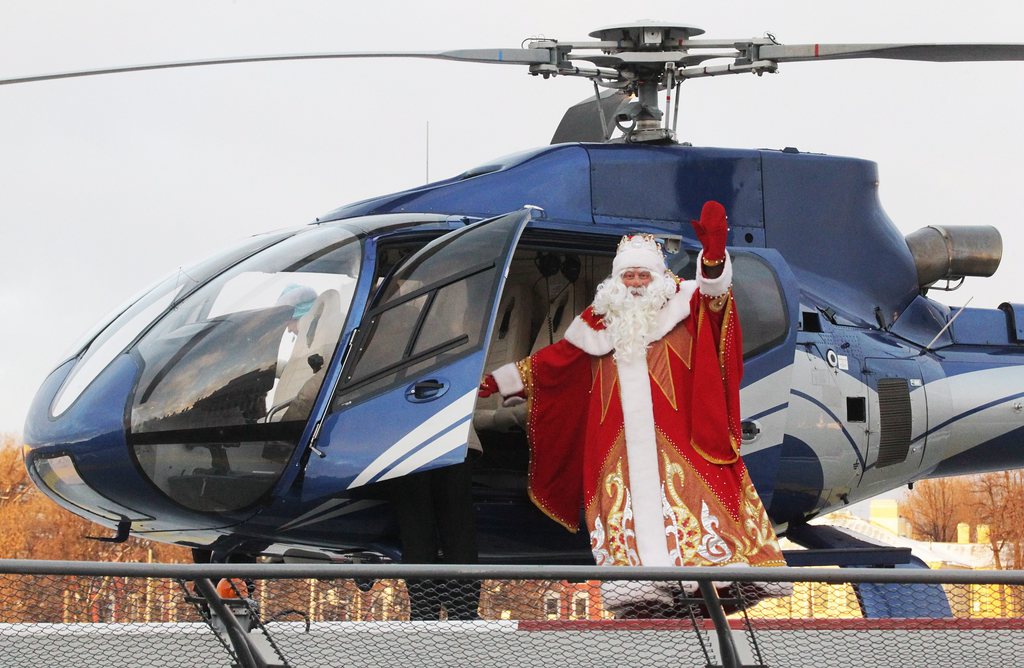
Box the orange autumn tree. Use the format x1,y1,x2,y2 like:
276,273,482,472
0,433,189,562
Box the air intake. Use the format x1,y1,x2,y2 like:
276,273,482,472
876,378,912,468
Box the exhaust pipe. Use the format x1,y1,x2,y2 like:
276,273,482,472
905,225,1002,289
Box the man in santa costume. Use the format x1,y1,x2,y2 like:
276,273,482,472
479,201,786,613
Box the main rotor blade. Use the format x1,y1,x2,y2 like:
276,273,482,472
0,48,551,86
759,43,1024,63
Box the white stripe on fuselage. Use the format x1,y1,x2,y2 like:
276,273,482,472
283,499,387,532
376,418,471,482
348,389,477,489
739,364,796,456
916,365,1024,466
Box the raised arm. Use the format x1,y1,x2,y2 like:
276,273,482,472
691,200,734,320
689,200,744,462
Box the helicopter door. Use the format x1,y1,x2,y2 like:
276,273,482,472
860,358,927,485
669,247,800,510
303,210,531,494
727,249,800,509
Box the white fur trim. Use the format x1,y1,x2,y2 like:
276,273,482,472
491,363,524,397
616,355,673,567
696,250,733,298
649,282,695,342
612,247,667,276
564,315,614,357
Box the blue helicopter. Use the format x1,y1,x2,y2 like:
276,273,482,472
14,22,1024,568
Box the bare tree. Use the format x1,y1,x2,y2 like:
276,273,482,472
898,476,974,543
971,470,1024,570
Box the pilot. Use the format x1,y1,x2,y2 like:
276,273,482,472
479,201,787,615
275,284,318,363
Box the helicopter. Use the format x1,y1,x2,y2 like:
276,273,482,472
12,21,1024,575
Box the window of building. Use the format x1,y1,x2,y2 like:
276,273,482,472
572,592,589,619
544,594,561,619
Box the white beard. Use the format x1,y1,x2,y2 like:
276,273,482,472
591,272,676,362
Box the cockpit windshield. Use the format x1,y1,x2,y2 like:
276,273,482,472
128,224,360,512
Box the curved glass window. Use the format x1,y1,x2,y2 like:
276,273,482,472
51,276,183,417
668,250,787,359
129,224,360,512
50,231,290,417
731,254,788,358
33,454,150,522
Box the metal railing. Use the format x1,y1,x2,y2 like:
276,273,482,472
1,560,1022,668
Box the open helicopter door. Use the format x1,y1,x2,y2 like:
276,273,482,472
300,210,532,495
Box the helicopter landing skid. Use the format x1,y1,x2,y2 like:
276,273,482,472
181,578,291,668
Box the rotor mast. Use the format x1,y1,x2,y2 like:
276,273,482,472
585,22,705,143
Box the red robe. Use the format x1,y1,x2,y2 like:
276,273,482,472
493,266,785,568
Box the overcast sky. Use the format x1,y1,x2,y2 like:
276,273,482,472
1,1,1023,434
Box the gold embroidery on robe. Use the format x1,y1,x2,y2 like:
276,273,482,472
592,355,618,425
657,431,785,567
592,458,640,566
661,452,701,566
663,323,693,369
648,340,678,411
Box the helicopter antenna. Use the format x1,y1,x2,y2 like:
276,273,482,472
923,296,974,352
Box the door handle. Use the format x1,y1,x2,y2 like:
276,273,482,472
741,420,761,443
405,378,449,402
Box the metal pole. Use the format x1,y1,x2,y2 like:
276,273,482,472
4,560,1024,586
664,66,674,129
193,578,263,668
924,296,973,351
698,580,741,668
672,81,682,133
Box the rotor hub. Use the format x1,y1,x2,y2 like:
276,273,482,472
589,21,704,51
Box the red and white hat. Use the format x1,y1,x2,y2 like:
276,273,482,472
612,234,667,276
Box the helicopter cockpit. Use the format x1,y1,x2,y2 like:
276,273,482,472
44,223,361,516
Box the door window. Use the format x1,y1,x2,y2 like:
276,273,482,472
338,217,523,400
731,253,788,358
669,250,787,358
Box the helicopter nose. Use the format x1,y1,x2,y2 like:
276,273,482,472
23,354,159,528
23,352,242,533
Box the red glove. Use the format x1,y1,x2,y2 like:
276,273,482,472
691,200,728,263
478,374,499,398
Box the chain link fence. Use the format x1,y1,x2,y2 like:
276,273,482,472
0,560,1022,667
